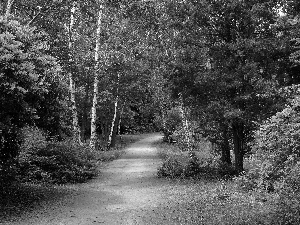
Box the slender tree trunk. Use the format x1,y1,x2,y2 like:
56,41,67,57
232,121,244,173
107,98,119,148
108,73,120,148
5,0,14,18
179,94,192,151
105,122,110,140
108,107,120,148
220,124,231,165
90,3,103,150
117,102,125,135
161,111,167,132
82,78,90,142
100,122,105,139
68,2,82,144
159,102,168,139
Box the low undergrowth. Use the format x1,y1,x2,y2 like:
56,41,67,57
18,142,98,184
156,141,235,180
11,127,137,185
155,139,279,225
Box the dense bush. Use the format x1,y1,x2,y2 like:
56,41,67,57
12,126,96,184
14,127,135,184
252,97,300,188
160,107,182,143
235,96,300,224
157,139,237,179
0,17,62,180
18,141,97,184
20,126,48,152
157,156,185,178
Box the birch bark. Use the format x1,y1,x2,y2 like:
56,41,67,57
117,102,125,135
90,2,103,150
108,73,120,148
68,2,82,144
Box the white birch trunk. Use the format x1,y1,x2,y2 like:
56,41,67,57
108,73,120,147
68,2,81,144
90,3,103,150
5,0,14,18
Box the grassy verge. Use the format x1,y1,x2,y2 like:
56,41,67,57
155,139,279,225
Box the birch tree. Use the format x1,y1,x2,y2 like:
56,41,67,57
179,94,192,151
90,1,104,150
107,72,120,148
68,1,82,144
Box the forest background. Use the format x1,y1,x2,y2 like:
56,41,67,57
1,0,300,224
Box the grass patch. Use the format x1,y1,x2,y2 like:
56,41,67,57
158,180,278,225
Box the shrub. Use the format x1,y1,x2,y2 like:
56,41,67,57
270,162,300,225
217,161,237,178
237,96,300,223
157,156,184,178
0,17,63,181
161,108,182,143
157,140,236,179
0,159,18,186
16,126,97,184
20,126,48,152
18,142,97,184
183,152,201,177
158,152,207,178
251,97,300,189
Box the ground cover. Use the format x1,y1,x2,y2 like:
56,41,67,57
155,139,280,225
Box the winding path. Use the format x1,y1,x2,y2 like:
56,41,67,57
2,133,180,225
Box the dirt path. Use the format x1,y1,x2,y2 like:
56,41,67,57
2,133,180,225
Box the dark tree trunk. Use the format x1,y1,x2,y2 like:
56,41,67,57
232,121,244,173
100,122,105,140
220,124,231,165
104,122,110,141
82,80,90,142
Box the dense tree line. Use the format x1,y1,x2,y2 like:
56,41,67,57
152,0,300,172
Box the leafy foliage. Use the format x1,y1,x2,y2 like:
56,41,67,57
157,140,236,179
159,107,182,142
18,142,97,184
252,96,300,189
0,16,62,179
234,92,300,224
